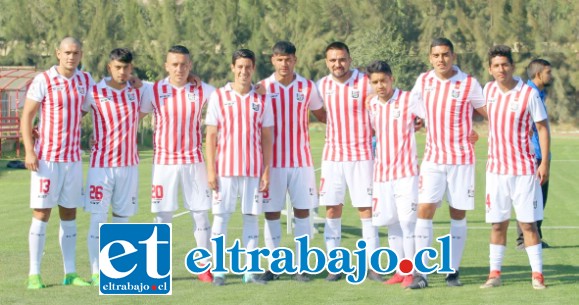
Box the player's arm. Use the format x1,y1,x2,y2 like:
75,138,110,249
205,125,219,191
535,119,551,185
474,106,488,120
20,99,41,171
260,126,273,192
312,108,327,124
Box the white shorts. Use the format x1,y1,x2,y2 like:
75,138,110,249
150,163,211,213
485,173,543,223
212,177,262,215
372,176,418,227
319,160,373,207
84,166,138,217
418,161,475,210
30,160,82,209
263,167,317,212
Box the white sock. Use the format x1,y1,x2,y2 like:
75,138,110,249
155,211,173,223
450,218,467,271
362,218,379,271
211,213,231,277
324,218,342,251
526,244,543,273
60,220,77,274
415,218,433,276
400,219,416,260
294,217,311,266
111,216,129,223
88,213,107,274
489,244,505,272
29,218,47,275
191,210,211,264
242,215,259,270
264,219,281,265
387,222,404,258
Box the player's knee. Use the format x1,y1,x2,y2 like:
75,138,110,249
293,209,309,219
265,211,282,220
58,206,76,220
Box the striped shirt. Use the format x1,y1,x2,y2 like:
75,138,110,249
141,78,215,165
82,79,142,168
316,69,373,162
484,78,548,175
260,73,323,168
205,83,274,177
26,66,93,162
369,89,421,182
410,67,485,165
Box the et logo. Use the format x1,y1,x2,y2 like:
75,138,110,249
99,224,172,295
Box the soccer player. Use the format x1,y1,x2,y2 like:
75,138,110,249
515,59,554,250
257,41,326,282
205,49,273,286
480,45,549,290
366,60,421,288
83,48,144,286
140,45,215,283
316,41,381,282
408,38,488,289
21,37,92,289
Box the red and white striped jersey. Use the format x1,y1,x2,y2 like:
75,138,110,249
205,83,274,177
369,89,421,182
410,67,485,165
26,66,93,162
316,69,373,162
140,78,215,165
259,73,323,168
484,79,547,175
82,79,142,168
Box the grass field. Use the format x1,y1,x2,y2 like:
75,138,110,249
1,127,578,305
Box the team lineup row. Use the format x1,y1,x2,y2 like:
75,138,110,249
21,36,551,290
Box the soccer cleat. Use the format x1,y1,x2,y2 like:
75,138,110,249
325,273,343,282
516,243,526,251
407,275,428,289
27,274,46,289
367,270,383,282
480,271,502,289
63,273,91,286
91,274,99,286
541,241,550,249
401,274,414,288
445,271,463,287
197,269,213,283
243,274,267,285
532,272,546,290
294,273,311,282
384,273,404,285
212,276,226,286
258,270,280,282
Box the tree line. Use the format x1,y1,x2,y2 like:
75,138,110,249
1,0,577,125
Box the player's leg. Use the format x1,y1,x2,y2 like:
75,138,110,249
151,164,179,223
394,176,418,287
239,177,266,285
210,176,236,286
260,168,285,281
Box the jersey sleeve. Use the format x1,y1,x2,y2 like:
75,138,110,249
469,78,486,109
262,96,274,128
205,91,220,126
26,74,48,103
81,85,95,112
527,90,548,122
308,83,324,111
201,82,216,107
139,82,155,113
409,77,426,120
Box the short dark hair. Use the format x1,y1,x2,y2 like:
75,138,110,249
272,41,296,56
325,41,350,56
168,45,190,55
488,45,513,65
366,60,393,76
527,58,551,80
109,48,133,64
232,48,255,65
430,37,454,53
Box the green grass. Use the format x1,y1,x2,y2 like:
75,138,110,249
1,127,578,305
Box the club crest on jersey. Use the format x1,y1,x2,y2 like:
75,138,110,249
296,92,305,102
77,86,86,95
392,109,401,119
451,90,460,99
187,93,198,102
509,101,519,111
351,90,360,99
251,102,260,112
127,92,137,101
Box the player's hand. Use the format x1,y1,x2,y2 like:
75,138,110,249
259,174,269,193
468,129,480,144
32,126,40,140
414,117,424,131
89,137,96,148
254,83,266,95
207,170,219,192
364,93,376,110
129,76,143,89
187,73,200,87
25,152,39,172
537,162,550,185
